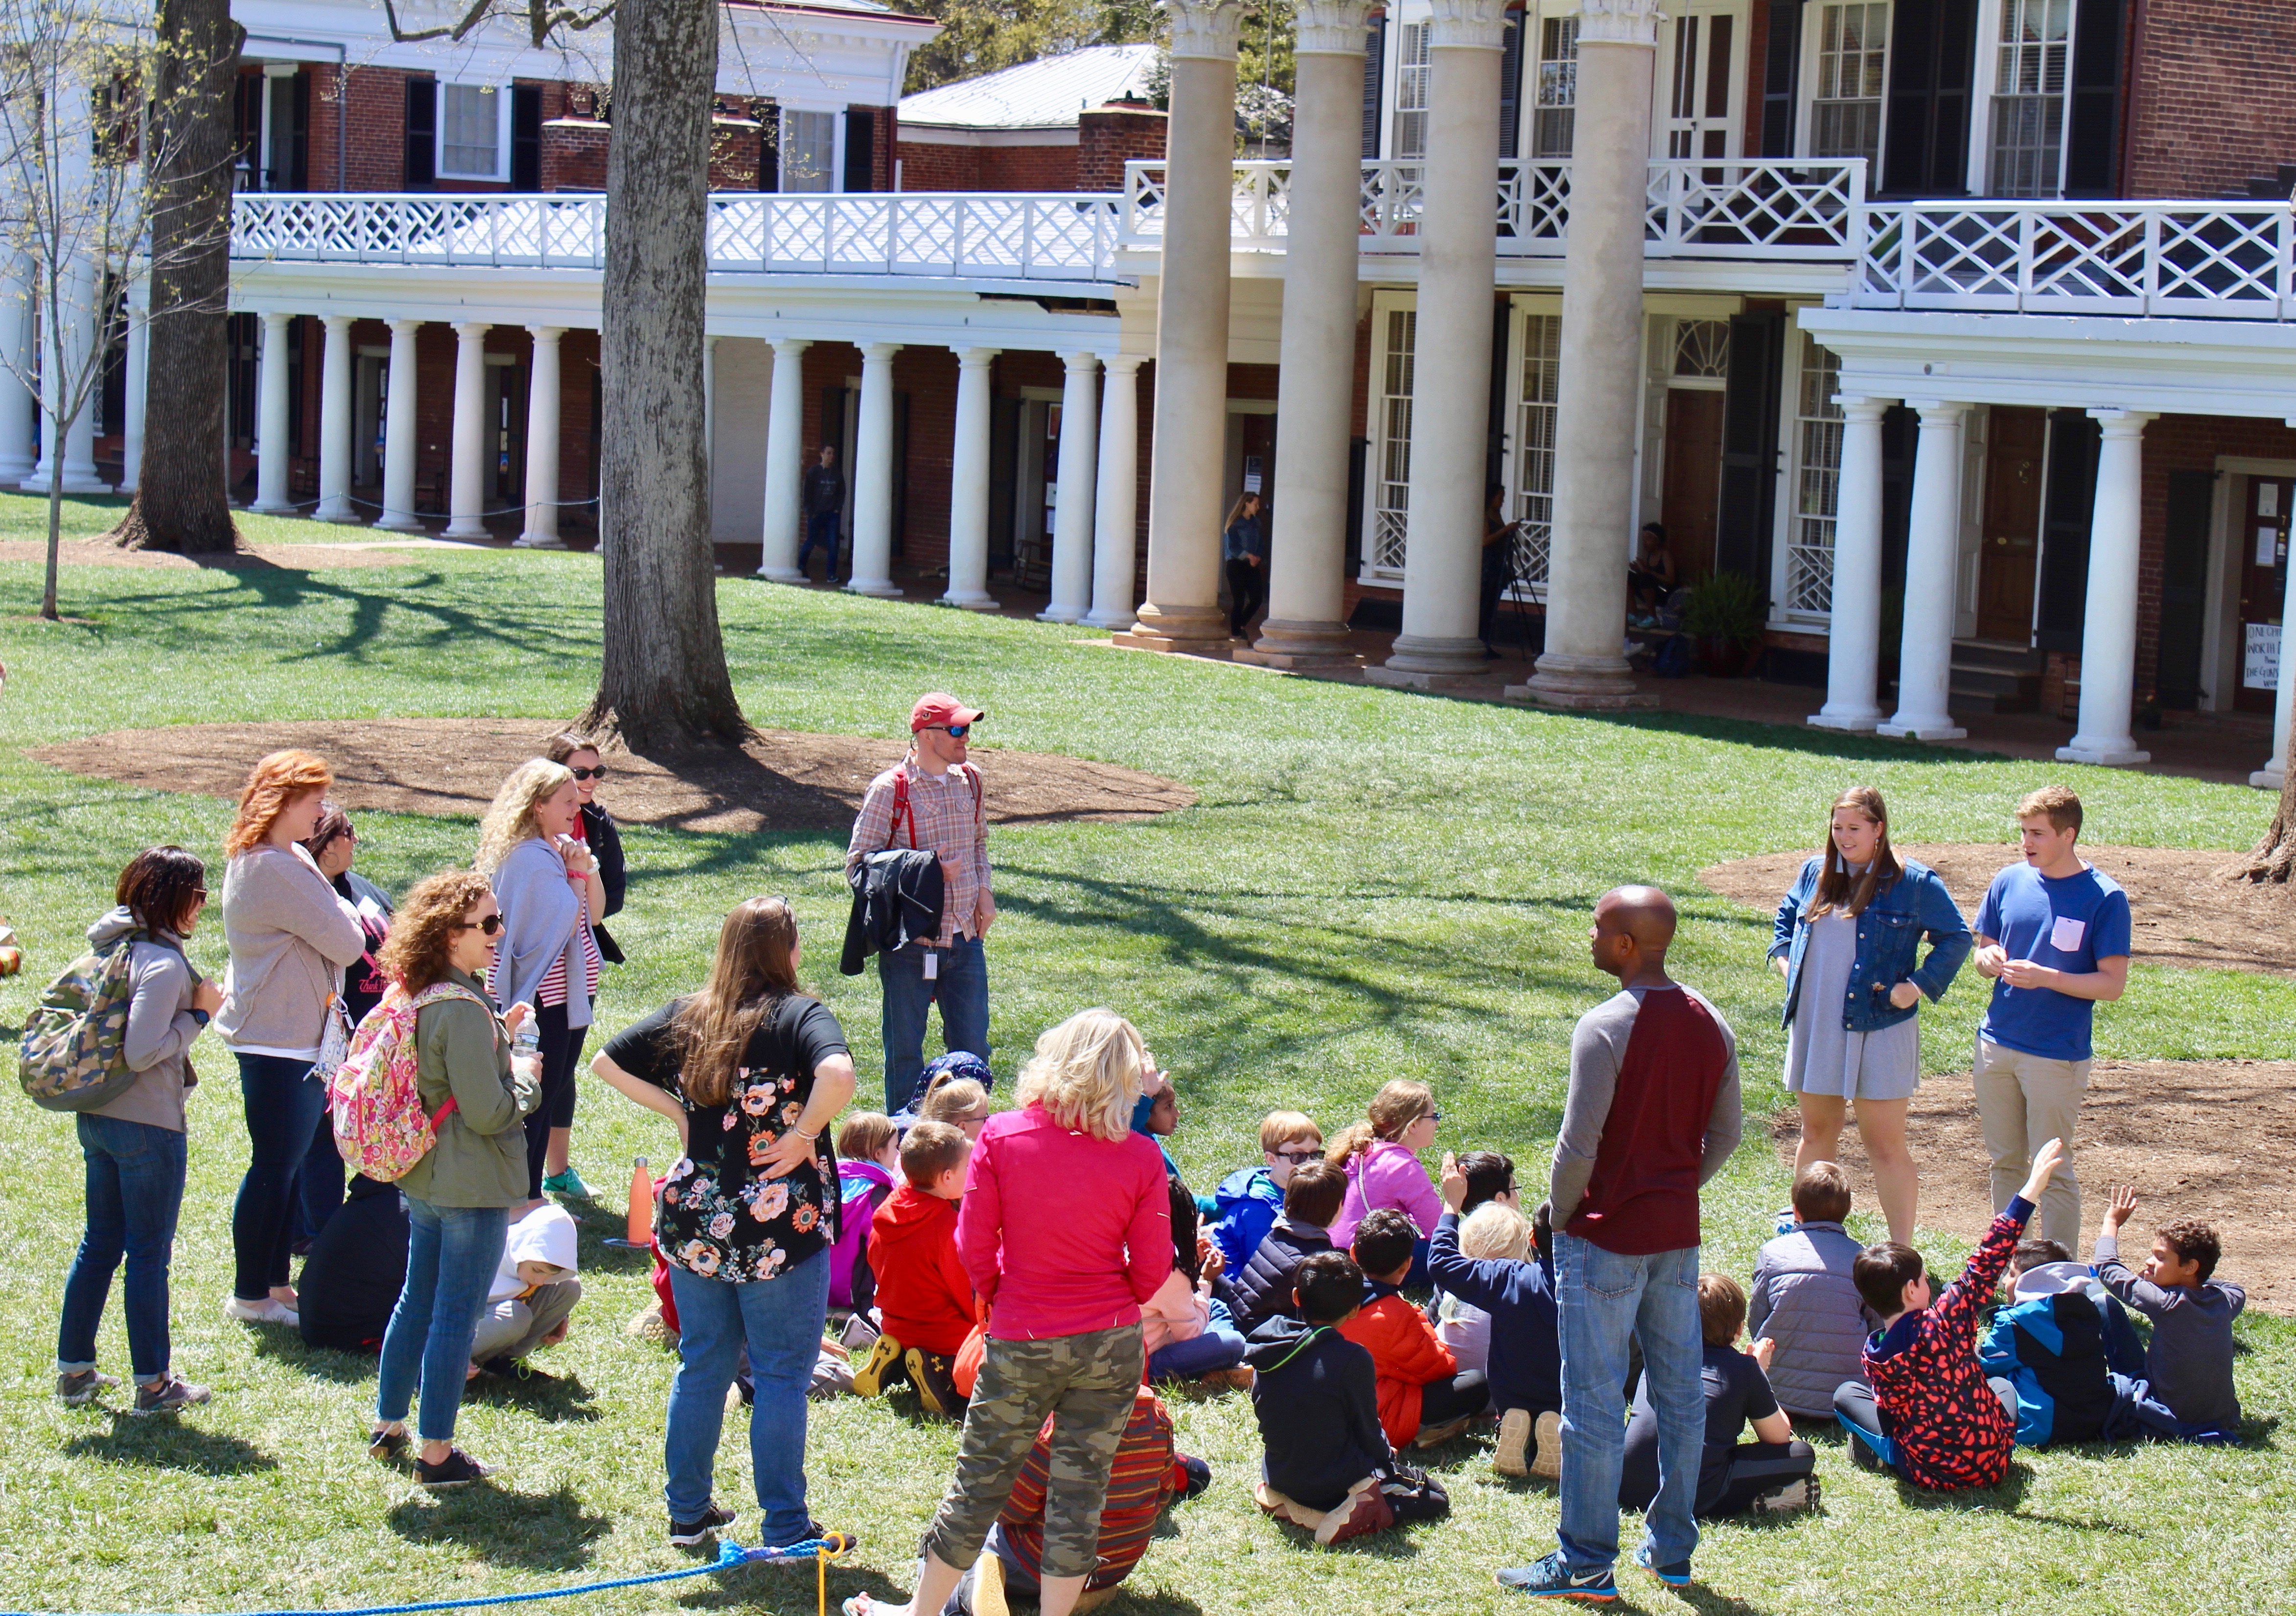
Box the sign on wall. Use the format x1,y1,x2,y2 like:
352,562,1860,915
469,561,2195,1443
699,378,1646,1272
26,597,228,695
2246,621,2280,691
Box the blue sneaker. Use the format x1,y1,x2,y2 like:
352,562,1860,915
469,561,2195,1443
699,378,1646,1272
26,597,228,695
1633,1543,1693,1588
1494,1553,1618,1601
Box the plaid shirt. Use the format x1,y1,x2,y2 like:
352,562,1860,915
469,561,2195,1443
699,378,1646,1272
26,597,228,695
846,755,990,947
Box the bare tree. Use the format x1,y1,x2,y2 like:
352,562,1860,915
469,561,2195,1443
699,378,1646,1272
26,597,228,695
2227,755,2296,883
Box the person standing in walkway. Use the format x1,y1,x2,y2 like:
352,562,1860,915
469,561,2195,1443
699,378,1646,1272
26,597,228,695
538,732,629,1199
1770,787,1970,1244
846,693,994,1113
1223,492,1267,638
798,445,847,584
1970,786,2130,1249
56,847,222,1414
297,800,394,1245
1478,484,1514,658
1499,887,1741,1602
217,751,367,1329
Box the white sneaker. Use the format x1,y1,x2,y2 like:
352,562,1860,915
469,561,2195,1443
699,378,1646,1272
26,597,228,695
223,1296,298,1326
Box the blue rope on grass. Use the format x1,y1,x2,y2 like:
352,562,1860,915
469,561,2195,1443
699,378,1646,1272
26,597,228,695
0,1537,846,1616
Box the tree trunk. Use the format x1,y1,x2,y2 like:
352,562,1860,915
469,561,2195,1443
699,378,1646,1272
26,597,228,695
109,0,240,554
580,0,749,750
2228,753,2296,883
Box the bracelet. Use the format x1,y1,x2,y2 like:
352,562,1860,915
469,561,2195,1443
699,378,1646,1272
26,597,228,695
790,1124,821,1142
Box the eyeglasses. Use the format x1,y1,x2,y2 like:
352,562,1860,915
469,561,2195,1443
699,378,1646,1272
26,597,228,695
925,724,971,740
453,914,506,936
1273,1148,1322,1165
569,766,608,781
190,888,209,902
1423,1111,1443,1124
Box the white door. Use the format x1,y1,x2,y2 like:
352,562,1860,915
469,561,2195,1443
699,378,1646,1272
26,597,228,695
1655,1,1749,161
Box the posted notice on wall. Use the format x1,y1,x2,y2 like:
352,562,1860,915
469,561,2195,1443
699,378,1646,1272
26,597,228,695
2247,621,2281,691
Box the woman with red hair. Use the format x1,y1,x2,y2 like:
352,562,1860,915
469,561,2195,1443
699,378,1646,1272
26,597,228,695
216,750,366,1327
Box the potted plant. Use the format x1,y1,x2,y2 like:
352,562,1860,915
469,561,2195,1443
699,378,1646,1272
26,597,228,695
1678,571,1767,678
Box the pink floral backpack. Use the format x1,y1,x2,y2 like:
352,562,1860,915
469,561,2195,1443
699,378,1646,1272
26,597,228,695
328,981,490,1182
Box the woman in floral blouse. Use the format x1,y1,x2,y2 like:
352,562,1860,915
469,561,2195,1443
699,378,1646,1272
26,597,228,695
591,896,857,1553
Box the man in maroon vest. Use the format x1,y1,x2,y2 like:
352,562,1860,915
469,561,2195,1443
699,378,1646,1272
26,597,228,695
1498,887,1741,1603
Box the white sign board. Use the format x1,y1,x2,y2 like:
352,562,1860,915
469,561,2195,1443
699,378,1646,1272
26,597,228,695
2246,621,2280,690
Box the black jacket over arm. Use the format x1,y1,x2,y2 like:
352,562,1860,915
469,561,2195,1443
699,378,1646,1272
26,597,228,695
581,801,628,964
840,849,946,976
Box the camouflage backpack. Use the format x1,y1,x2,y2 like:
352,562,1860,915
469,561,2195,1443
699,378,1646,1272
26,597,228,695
17,930,149,1112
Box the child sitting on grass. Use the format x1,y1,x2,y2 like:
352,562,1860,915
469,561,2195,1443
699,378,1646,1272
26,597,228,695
1339,1209,1486,1448
1980,1235,2159,1446
2094,1186,2245,1441
1326,1081,1443,1269
1426,1150,1519,1374
1747,1160,1879,1418
1620,1275,1817,1519
1833,1138,2064,1488
852,1120,976,1416
891,1052,995,1141
1230,1161,1346,1336
1212,1111,1324,1278
470,1203,582,1379
1432,1152,1562,1479
1137,1081,1249,1385
830,1113,901,1317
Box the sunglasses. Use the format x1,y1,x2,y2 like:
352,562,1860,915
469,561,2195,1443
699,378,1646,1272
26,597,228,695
453,914,506,936
925,724,971,740
1273,1148,1322,1165
1424,1110,1443,1124
569,765,608,781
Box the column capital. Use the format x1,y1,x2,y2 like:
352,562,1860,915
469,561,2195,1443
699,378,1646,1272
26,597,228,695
1428,0,1508,50
1576,0,1666,47
1063,350,1103,374
1833,394,1896,421
772,335,812,356
1904,398,1969,423
527,323,565,342
259,308,291,328
1295,0,1374,54
954,345,1000,367
322,311,353,330
2087,407,2155,433
860,340,902,362
1167,0,1246,62
454,319,491,337
1104,352,1148,375
388,317,421,335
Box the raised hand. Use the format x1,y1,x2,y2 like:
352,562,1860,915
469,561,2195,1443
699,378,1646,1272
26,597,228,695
2019,1137,2066,1205
1439,1150,1468,1213
2106,1184,2138,1232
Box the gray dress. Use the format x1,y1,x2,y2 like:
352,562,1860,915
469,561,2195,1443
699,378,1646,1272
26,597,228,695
1783,910,1920,1101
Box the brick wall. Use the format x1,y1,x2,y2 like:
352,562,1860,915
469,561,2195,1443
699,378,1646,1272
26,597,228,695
897,347,957,568
2127,0,2296,197
1076,105,1166,191
340,66,408,192
545,120,610,190
895,139,982,191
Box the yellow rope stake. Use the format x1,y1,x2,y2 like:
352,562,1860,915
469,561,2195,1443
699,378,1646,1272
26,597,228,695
816,1547,825,1616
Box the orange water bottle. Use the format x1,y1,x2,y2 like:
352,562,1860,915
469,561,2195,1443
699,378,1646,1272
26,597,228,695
607,1155,651,1249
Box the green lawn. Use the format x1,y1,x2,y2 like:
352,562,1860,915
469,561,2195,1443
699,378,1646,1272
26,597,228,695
1,490,2290,1616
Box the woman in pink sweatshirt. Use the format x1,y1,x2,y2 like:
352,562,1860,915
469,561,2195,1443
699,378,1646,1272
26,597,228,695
847,1009,1168,1616
1327,1079,1444,1251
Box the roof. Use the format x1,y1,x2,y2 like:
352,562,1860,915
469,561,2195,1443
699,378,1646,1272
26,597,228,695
898,43,1160,131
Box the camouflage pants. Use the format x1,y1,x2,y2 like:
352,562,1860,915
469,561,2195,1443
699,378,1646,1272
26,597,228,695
922,1321,1144,1581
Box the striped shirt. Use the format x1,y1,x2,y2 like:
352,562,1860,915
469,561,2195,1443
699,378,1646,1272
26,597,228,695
997,1388,1182,1591
536,908,602,1008
845,755,990,948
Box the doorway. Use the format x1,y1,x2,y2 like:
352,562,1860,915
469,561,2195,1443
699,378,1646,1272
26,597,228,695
354,350,387,488
2237,473,2292,715
1975,405,2046,642
1661,388,1725,584
1655,2,1746,161
485,359,524,506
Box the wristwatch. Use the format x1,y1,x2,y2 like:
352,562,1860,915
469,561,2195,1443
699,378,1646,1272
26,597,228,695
188,1008,211,1028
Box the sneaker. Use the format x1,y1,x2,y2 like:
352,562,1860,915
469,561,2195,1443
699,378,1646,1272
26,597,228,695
668,1504,735,1548
223,1295,298,1327
1205,1364,1256,1391
625,1303,677,1346
759,1521,858,1557
1178,1454,1212,1500
1493,1408,1532,1476
1773,1207,1797,1236
56,1369,119,1405
1633,1543,1693,1588
369,1427,410,1462
1846,1428,1888,1472
1493,1553,1618,1601
849,1331,904,1398
1313,1483,1395,1546
415,1448,493,1489
905,1348,963,1418
541,1168,592,1198
133,1374,212,1415
1749,1474,1821,1515
1413,1414,1474,1448
1531,1410,1564,1481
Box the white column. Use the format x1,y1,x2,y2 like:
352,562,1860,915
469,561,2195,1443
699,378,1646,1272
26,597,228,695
252,310,295,514
377,318,423,531
2057,409,2155,766
846,340,902,596
517,325,565,547
1132,0,1244,646
756,335,810,580
1374,0,1507,686
1254,0,1373,664
1041,351,1101,623
0,258,32,481
314,314,355,521
28,255,107,493
1088,355,1146,628
444,321,491,539
1808,396,1893,730
1519,0,1664,707
2257,528,2296,788
118,285,148,495
942,345,999,609
1878,401,1970,740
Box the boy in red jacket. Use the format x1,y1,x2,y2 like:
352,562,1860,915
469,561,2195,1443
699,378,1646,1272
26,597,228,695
1340,1209,1488,1449
853,1121,977,1416
1834,1139,2065,1488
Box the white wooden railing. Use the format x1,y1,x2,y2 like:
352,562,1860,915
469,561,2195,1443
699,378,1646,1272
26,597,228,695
1849,200,2296,319
231,191,1126,282
1121,158,1868,260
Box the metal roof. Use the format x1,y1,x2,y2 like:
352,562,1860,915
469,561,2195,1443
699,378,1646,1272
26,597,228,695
898,43,1160,131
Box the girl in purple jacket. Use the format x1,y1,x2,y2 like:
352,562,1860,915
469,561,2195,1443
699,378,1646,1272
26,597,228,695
1326,1081,1443,1256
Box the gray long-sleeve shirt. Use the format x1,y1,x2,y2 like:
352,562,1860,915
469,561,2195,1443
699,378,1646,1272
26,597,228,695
1549,984,1742,1233
2094,1232,2245,1430
86,908,203,1133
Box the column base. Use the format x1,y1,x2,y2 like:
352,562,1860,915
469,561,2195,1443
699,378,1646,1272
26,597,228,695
441,519,490,540
250,499,295,515
117,478,138,496
1511,653,1653,710
0,458,35,483
315,502,360,524
374,514,426,533
1807,708,1884,733
1876,718,1968,741
1037,605,1086,625
2055,741,2150,767
1121,602,1230,649
755,565,805,583
1245,618,1357,666
1380,633,1487,678
943,591,1001,611
845,577,903,598
22,471,114,495
2251,765,2285,791
1234,645,1361,670
513,531,566,549
1364,664,1485,691
1081,607,1131,628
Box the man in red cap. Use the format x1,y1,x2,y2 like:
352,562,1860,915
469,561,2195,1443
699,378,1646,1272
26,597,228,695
846,693,996,1111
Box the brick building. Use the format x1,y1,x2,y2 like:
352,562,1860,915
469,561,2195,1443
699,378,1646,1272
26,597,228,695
895,44,1168,194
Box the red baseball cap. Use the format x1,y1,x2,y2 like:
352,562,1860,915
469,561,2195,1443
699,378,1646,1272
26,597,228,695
911,692,985,733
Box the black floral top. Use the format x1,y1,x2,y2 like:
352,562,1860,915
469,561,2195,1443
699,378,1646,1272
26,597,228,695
601,993,848,1283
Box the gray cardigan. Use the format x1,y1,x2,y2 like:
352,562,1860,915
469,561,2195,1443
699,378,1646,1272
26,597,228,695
85,908,202,1134
489,837,592,1029
217,843,366,1059
1747,1219,1881,1416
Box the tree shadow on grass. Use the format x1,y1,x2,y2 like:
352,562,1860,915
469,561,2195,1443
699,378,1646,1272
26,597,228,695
385,1481,609,1570
464,1369,605,1425
247,1331,379,1386
64,1417,277,1475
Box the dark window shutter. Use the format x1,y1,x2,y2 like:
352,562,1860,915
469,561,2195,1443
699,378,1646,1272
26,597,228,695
758,100,779,191
1346,436,1367,574
1880,0,1976,199
989,393,1020,569
2035,410,2101,654
1761,0,1805,159
2064,0,2127,198
511,84,542,189
404,75,437,189
843,108,875,193
1715,311,1786,586
1362,20,1386,159
2154,468,2214,708
1498,10,1525,161
289,72,310,189
233,72,259,183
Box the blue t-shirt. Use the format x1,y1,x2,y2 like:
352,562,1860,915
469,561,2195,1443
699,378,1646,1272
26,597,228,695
1975,862,2132,1061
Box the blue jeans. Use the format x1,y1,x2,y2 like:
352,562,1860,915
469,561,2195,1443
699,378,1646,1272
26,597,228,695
58,1114,187,1382
375,1194,509,1444
297,1107,345,1243
878,936,991,1114
664,1246,831,1543
797,510,841,579
232,1053,327,1300
1554,1233,1703,1575
1147,1295,1247,1381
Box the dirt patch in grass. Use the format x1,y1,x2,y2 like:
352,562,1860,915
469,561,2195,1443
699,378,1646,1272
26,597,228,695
1701,842,2296,979
1765,1060,2296,1309
27,718,1195,835
0,539,432,570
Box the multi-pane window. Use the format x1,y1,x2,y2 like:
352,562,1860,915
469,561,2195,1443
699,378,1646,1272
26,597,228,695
1810,2,1887,168
1786,339,1845,619
1989,0,2072,197
1673,319,1730,380
440,84,502,179
1532,18,1578,159
1391,24,1431,163
1512,314,1562,592
1371,308,1415,574
781,109,837,192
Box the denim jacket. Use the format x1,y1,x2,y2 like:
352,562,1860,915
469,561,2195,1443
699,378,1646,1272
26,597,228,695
1770,856,1971,1033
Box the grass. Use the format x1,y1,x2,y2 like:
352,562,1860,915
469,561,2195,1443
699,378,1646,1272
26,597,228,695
0,487,2291,1616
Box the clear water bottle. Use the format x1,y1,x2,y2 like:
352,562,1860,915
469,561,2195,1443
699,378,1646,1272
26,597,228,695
512,1017,541,1082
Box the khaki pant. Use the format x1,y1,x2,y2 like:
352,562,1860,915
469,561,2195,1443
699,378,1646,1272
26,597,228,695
469,1279,583,1365
1971,1036,2088,1247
